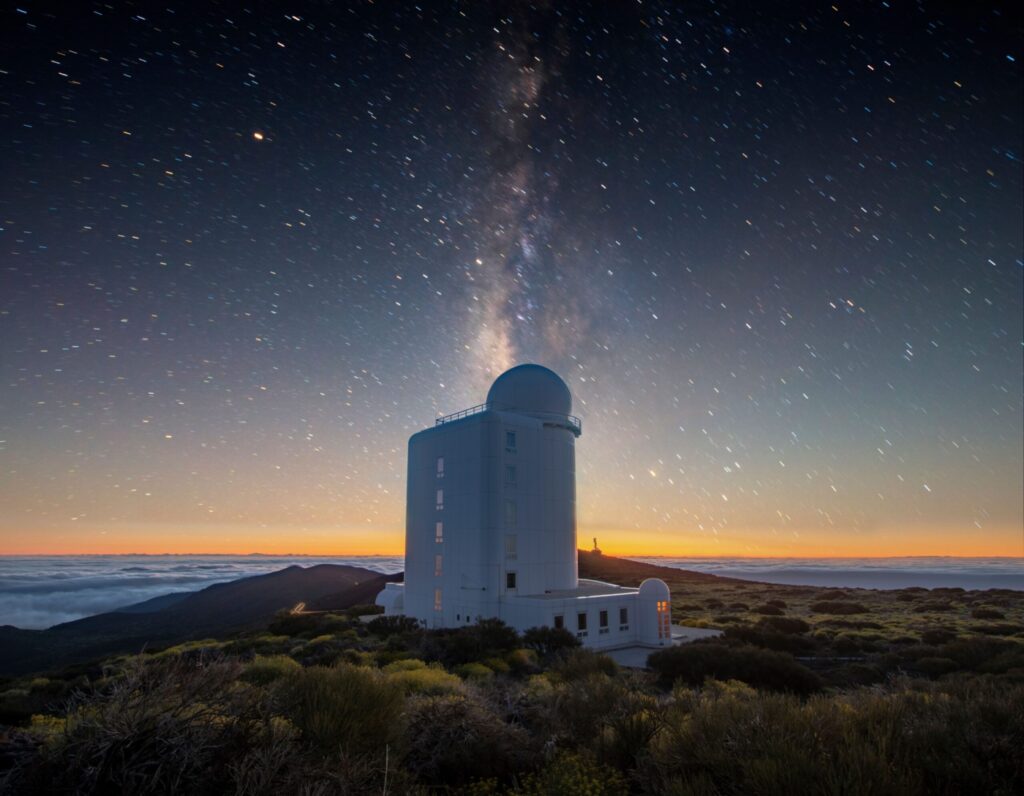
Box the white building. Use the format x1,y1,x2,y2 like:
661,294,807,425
376,364,673,650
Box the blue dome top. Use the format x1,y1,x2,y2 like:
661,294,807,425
487,364,572,416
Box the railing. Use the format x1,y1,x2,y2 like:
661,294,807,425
435,402,490,425
435,402,582,435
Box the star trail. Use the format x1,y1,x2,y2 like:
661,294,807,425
1,2,1021,556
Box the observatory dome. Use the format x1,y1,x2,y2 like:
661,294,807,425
487,364,572,417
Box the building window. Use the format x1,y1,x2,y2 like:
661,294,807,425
435,554,443,577
506,571,517,590
577,612,587,631
504,499,517,526
434,588,442,611
505,464,517,485
504,534,517,559
436,456,445,478
600,610,608,627
657,600,671,639
505,430,517,451
435,522,443,543
619,607,629,631
436,489,444,510
553,614,564,629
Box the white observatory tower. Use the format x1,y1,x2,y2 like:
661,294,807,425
376,364,673,651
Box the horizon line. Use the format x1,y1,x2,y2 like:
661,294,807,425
0,551,1021,561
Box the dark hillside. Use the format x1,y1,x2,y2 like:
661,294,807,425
0,565,400,676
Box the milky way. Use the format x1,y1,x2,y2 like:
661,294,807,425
1,2,1021,556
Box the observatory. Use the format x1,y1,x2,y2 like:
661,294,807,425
376,364,672,650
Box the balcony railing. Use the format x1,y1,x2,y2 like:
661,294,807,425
435,402,581,436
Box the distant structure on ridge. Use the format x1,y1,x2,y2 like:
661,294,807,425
376,364,672,650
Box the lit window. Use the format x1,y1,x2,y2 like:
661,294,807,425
657,600,671,639
506,571,517,589
505,430,516,450
435,522,443,543
435,554,443,577
434,588,442,611
553,615,564,629
504,534,517,558
504,499,516,526
436,489,444,510
577,612,587,631
505,464,517,485
436,456,445,478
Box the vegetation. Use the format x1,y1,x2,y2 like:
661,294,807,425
1,568,1022,794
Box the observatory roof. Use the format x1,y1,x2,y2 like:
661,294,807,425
486,364,573,417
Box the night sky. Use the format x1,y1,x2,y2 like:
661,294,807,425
1,2,1021,557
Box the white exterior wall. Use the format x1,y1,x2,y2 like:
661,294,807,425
379,364,672,652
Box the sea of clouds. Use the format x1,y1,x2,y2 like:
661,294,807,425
0,555,1020,629
0,555,404,629
637,557,1024,591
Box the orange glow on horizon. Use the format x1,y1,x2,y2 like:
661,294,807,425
1,522,1020,558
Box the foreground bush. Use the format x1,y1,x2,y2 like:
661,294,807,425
639,679,1024,796
276,663,404,757
648,643,822,695
403,693,533,787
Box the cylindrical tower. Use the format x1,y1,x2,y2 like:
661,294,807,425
487,364,580,595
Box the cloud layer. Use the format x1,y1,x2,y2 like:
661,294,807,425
0,555,404,629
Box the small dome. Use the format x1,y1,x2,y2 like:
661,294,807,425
487,364,572,416
638,578,671,600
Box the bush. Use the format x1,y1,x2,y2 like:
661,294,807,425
757,616,810,635
752,604,784,616
367,615,422,637
403,694,532,787
724,626,815,654
278,664,404,756
971,607,1006,620
648,643,822,695
241,654,301,686
516,750,627,796
548,649,619,682
521,626,581,659
810,601,869,615
387,663,463,695
921,628,957,645
638,680,1024,795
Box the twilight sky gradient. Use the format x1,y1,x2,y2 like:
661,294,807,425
1,2,1021,557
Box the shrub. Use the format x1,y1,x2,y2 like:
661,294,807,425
417,619,521,666
403,694,532,787
548,649,619,682
752,604,784,616
757,616,810,635
647,643,822,695
277,664,404,756
810,601,869,615
724,626,815,654
515,750,627,796
638,680,1024,795
914,601,955,613
241,654,301,685
456,662,494,681
367,615,422,637
971,607,1006,620
921,628,957,645
387,663,463,695
767,599,788,609
521,626,581,659
14,656,268,794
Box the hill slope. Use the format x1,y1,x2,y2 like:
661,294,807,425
0,564,400,676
